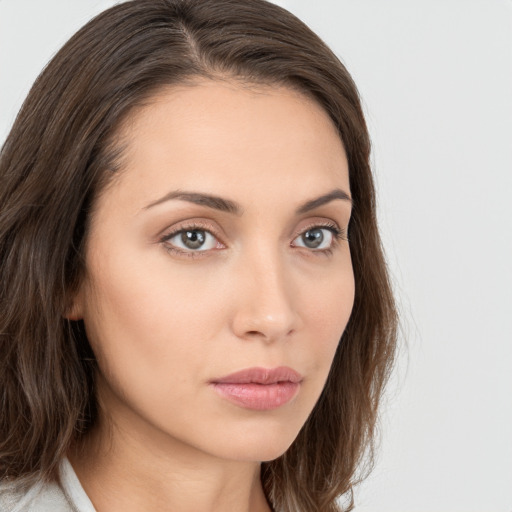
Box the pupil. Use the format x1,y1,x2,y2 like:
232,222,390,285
181,230,205,249
302,229,323,248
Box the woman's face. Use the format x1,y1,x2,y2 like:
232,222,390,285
73,80,354,462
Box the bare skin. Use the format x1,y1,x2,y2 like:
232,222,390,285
70,410,271,512
68,80,354,511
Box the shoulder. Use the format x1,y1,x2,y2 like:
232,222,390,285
0,477,74,512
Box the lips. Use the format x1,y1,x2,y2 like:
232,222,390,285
210,366,302,410
212,366,302,385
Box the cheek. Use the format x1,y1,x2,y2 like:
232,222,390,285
80,247,227,385
81,264,210,429
293,258,355,374
307,252,354,322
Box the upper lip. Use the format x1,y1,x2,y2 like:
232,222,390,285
211,366,303,385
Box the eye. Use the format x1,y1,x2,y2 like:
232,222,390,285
292,225,342,251
163,228,220,252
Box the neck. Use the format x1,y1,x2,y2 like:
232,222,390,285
69,412,272,512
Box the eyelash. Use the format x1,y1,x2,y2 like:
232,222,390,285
291,222,347,257
159,221,348,259
159,221,222,259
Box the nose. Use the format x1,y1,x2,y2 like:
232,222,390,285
230,249,302,343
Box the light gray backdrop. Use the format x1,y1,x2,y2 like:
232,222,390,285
1,1,511,511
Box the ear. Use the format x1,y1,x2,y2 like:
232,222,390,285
63,287,85,321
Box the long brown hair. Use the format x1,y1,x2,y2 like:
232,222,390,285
0,1,397,510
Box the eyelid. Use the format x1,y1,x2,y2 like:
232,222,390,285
159,219,220,236
157,217,348,259
290,220,348,255
158,220,226,257
291,220,347,242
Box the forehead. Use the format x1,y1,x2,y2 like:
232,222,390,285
103,80,349,210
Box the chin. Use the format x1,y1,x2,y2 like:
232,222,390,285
204,419,303,463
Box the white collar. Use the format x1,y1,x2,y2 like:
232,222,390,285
59,458,96,512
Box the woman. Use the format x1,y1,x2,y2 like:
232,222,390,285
0,1,397,510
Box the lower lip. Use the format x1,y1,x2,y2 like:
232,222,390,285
211,382,300,410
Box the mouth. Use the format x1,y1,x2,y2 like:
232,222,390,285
209,366,302,411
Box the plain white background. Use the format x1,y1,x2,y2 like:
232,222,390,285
1,1,511,511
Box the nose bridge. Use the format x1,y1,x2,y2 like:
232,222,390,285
231,242,299,341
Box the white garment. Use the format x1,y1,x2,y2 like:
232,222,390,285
0,459,95,512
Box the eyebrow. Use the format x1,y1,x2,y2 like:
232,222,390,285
296,188,352,214
144,191,242,214
144,188,352,215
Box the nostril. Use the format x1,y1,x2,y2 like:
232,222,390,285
246,330,262,337
243,328,295,341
